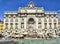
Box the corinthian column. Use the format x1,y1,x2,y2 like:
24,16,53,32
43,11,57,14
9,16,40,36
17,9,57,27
41,18,44,29
36,18,38,29
52,18,54,29
24,18,26,29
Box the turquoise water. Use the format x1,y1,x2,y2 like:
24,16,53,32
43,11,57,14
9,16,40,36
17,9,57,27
0,38,60,44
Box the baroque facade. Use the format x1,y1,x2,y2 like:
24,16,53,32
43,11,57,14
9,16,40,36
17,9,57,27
3,2,58,38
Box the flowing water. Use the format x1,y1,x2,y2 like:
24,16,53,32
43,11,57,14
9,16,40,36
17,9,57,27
0,38,60,44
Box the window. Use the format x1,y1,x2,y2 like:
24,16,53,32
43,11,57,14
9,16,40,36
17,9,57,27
10,18,13,22
10,23,13,25
46,15,49,18
38,18,41,22
10,23,13,29
54,15,56,17
44,23,47,29
49,18,52,22
54,23,57,29
5,23,8,25
49,14,51,17
38,22,41,24
6,15,8,17
38,24,41,28
44,19,47,23
5,19,9,22
49,23,52,29
21,23,24,28
5,23,8,29
15,18,18,22
21,18,24,23
5,26,8,29
54,19,56,22
11,15,13,17
38,20,41,28
15,23,18,29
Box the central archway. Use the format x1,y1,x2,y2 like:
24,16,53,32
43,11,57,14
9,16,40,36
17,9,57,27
27,18,36,32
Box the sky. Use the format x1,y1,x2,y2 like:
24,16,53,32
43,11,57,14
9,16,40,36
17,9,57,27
0,0,60,21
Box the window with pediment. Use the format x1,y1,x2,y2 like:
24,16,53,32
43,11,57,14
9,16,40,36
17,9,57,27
5,19,9,22
10,18,13,22
49,23,52,29
38,23,41,28
54,14,56,17
44,23,47,29
54,19,56,22
54,23,57,29
49,14,51,17
44,19,47,23
10,23,13,29
38,18,41,23
15,23,18,29
15,18,18,22
5,23,8,29
21,23,24,28
49,18,52,22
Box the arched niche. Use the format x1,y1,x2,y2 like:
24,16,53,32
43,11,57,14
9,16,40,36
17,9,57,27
28,18,35,24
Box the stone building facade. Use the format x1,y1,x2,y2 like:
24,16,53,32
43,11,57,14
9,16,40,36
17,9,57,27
0,20,3,34
3,2,58,38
